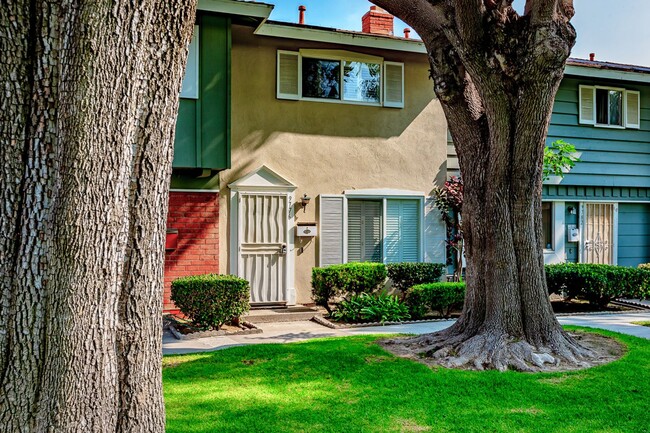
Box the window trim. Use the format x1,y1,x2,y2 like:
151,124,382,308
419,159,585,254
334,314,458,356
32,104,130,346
594,85,625,129
542,201,555,252
579,84,641,130
277,50,404,108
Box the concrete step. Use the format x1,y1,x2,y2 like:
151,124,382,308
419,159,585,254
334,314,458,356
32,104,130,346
243,305,322,324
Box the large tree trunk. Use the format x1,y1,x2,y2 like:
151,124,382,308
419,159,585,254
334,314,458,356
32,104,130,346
0,1,196,430
371,0,596,371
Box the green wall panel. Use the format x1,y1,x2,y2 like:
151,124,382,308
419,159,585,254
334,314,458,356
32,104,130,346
173,99,198,167
173,13,230,171
200,14,230,170
618,203,650,267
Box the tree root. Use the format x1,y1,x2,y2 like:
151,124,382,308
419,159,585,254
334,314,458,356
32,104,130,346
381,329,620,372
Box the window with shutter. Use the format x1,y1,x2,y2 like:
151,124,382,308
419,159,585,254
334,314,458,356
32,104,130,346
385,199,420,263
625,90,641,129
384,62,404,108
579,84,640,129
347,200,382,263
319,196,345,266
276,50,404,108
277,51,300,100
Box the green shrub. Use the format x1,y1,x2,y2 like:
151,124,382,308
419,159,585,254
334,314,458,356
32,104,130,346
386,262,446,292
639,263,650,271
545,263,650,307
331,293,410,323
405,282,465,318
311,263,387,313
171,274,250,330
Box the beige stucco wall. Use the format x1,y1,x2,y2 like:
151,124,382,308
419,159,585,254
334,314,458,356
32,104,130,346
220,25,449,304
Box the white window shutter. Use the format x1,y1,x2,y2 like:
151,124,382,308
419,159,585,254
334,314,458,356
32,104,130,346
625,90,641,129
347,201,363,263
385,199,420,263
277,51,300,100
347,200,382,262
319,196,344,266
578,85,596,125
384,62,404,108
180,25,200,99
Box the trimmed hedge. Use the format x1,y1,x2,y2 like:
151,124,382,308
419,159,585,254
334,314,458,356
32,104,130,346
404,282,465,319
545,263,650,307
331,293,410,324
387,262,446,292
171,274,250,330
311,263,387,313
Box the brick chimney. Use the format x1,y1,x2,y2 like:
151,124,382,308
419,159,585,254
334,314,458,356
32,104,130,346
362,6,394,36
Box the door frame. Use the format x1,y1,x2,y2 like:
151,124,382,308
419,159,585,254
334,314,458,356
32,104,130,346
579,202,619,265
228,166,297,305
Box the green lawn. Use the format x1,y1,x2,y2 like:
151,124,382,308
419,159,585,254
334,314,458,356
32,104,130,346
164,328,650,433
633,321,650,327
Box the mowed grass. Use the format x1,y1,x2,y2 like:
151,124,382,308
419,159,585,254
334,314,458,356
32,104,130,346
164,327,650,433
633,321,650,327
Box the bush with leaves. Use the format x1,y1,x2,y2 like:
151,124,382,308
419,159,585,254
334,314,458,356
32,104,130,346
311,263,387,313
404,282,466,319
543,140,580,181
387,262,446,292
545,263,650,307
171,274,250,330
331,293,410,323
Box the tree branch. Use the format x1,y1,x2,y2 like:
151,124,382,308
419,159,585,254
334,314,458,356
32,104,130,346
452,0,485,46
368,0,451,39
524,0,573,24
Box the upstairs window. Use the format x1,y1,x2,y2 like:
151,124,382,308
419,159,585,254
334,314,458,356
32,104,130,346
180,25,200,99
579,85,640,129
277,49,404,108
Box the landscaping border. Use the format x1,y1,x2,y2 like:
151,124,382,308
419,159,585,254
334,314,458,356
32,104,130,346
311,315,455,329
312,306,650,330
168,321,262,340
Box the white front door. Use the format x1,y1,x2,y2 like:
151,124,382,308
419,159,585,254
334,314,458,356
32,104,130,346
239,193,288,304
581,203,618,264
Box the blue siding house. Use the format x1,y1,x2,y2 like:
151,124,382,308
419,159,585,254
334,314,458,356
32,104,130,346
448,58,650,267
542,59,650,267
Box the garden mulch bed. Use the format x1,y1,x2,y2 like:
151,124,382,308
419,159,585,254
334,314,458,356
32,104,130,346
314,298,649,329
165,315,262,340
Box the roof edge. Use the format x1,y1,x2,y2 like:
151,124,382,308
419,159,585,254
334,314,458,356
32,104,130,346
197,0,273,20
255,21,427,54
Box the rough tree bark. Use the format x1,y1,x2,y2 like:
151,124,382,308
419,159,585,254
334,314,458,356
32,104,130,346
370,0,596,371
0,1,196,431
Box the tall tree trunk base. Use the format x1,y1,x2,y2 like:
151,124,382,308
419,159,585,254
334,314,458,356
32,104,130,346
381,328,621,372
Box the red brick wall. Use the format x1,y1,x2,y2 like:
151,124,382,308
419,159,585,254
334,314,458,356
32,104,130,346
164,191,219,312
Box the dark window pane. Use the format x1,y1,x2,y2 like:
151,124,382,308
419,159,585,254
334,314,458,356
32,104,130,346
609,90,623,126
302,58,341,99
542,202,552,250
596,89,608,124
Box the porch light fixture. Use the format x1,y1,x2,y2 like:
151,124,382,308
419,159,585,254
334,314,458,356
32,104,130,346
301,193,311,212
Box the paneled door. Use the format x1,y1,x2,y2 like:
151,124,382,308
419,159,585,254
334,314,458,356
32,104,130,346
581,203,617,264
239,193,288,304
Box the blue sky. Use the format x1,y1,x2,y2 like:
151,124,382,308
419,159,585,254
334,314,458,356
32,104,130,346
267,0,650,67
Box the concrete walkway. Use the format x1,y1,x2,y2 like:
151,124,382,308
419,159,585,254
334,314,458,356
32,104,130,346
163,312,650,355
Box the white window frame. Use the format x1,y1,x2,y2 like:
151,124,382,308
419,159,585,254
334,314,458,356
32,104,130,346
341,192,424,264
277,50,404,108
580,84,640,130
542,200,566,265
